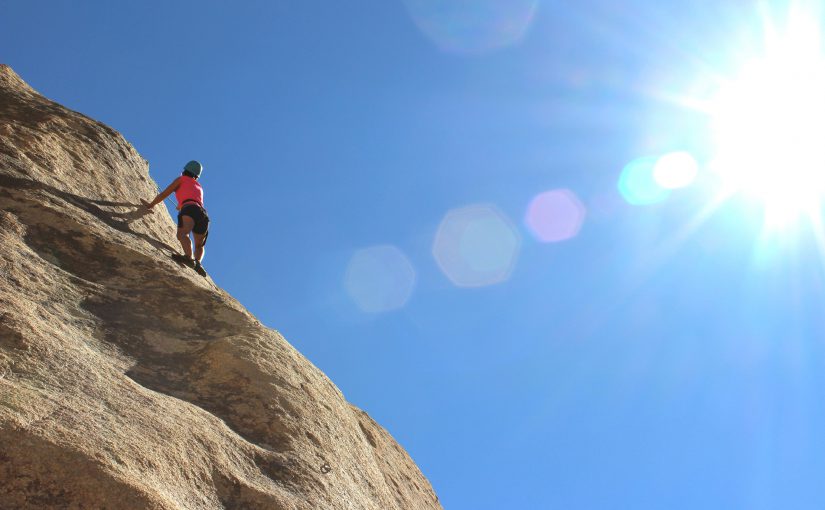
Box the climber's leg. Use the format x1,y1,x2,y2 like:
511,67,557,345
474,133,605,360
177,215,195,260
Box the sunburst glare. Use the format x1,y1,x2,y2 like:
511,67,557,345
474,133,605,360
708,5,825,227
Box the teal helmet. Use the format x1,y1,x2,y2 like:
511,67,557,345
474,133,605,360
183,160,203,178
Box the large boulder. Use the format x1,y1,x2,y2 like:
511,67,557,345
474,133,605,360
0,64,441,510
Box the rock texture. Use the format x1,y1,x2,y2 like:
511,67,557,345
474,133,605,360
0,65,441,510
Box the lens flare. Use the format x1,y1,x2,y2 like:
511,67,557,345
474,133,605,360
653,151,699,189
525,189,587,243
344,245,416,313
404,0,539,55
618,156,670,206
433,204,521,287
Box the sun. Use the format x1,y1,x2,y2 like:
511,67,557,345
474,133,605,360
709,7,825,226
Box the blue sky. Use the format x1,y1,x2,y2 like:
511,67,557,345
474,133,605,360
5,1,825,508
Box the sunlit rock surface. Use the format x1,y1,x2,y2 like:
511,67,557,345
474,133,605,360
0,64,441,510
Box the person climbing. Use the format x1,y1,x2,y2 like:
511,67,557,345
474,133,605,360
143,160,210,277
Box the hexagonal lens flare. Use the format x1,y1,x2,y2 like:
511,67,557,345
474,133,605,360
525,189,586,243
618,156,671,205
432,204,521,287
344,245,416,313
653,151,699,189
403,0,539,55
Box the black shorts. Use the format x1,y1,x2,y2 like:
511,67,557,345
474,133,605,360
178,203,210,235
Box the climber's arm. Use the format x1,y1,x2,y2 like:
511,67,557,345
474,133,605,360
143,177,181,209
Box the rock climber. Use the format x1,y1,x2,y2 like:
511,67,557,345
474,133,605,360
143,160,210,276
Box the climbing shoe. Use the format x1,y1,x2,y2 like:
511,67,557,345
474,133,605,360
171,253,195,267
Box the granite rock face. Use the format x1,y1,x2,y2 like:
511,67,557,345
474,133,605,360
0,65,441,510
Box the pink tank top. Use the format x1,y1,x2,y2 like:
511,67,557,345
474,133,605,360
175,175,203,208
